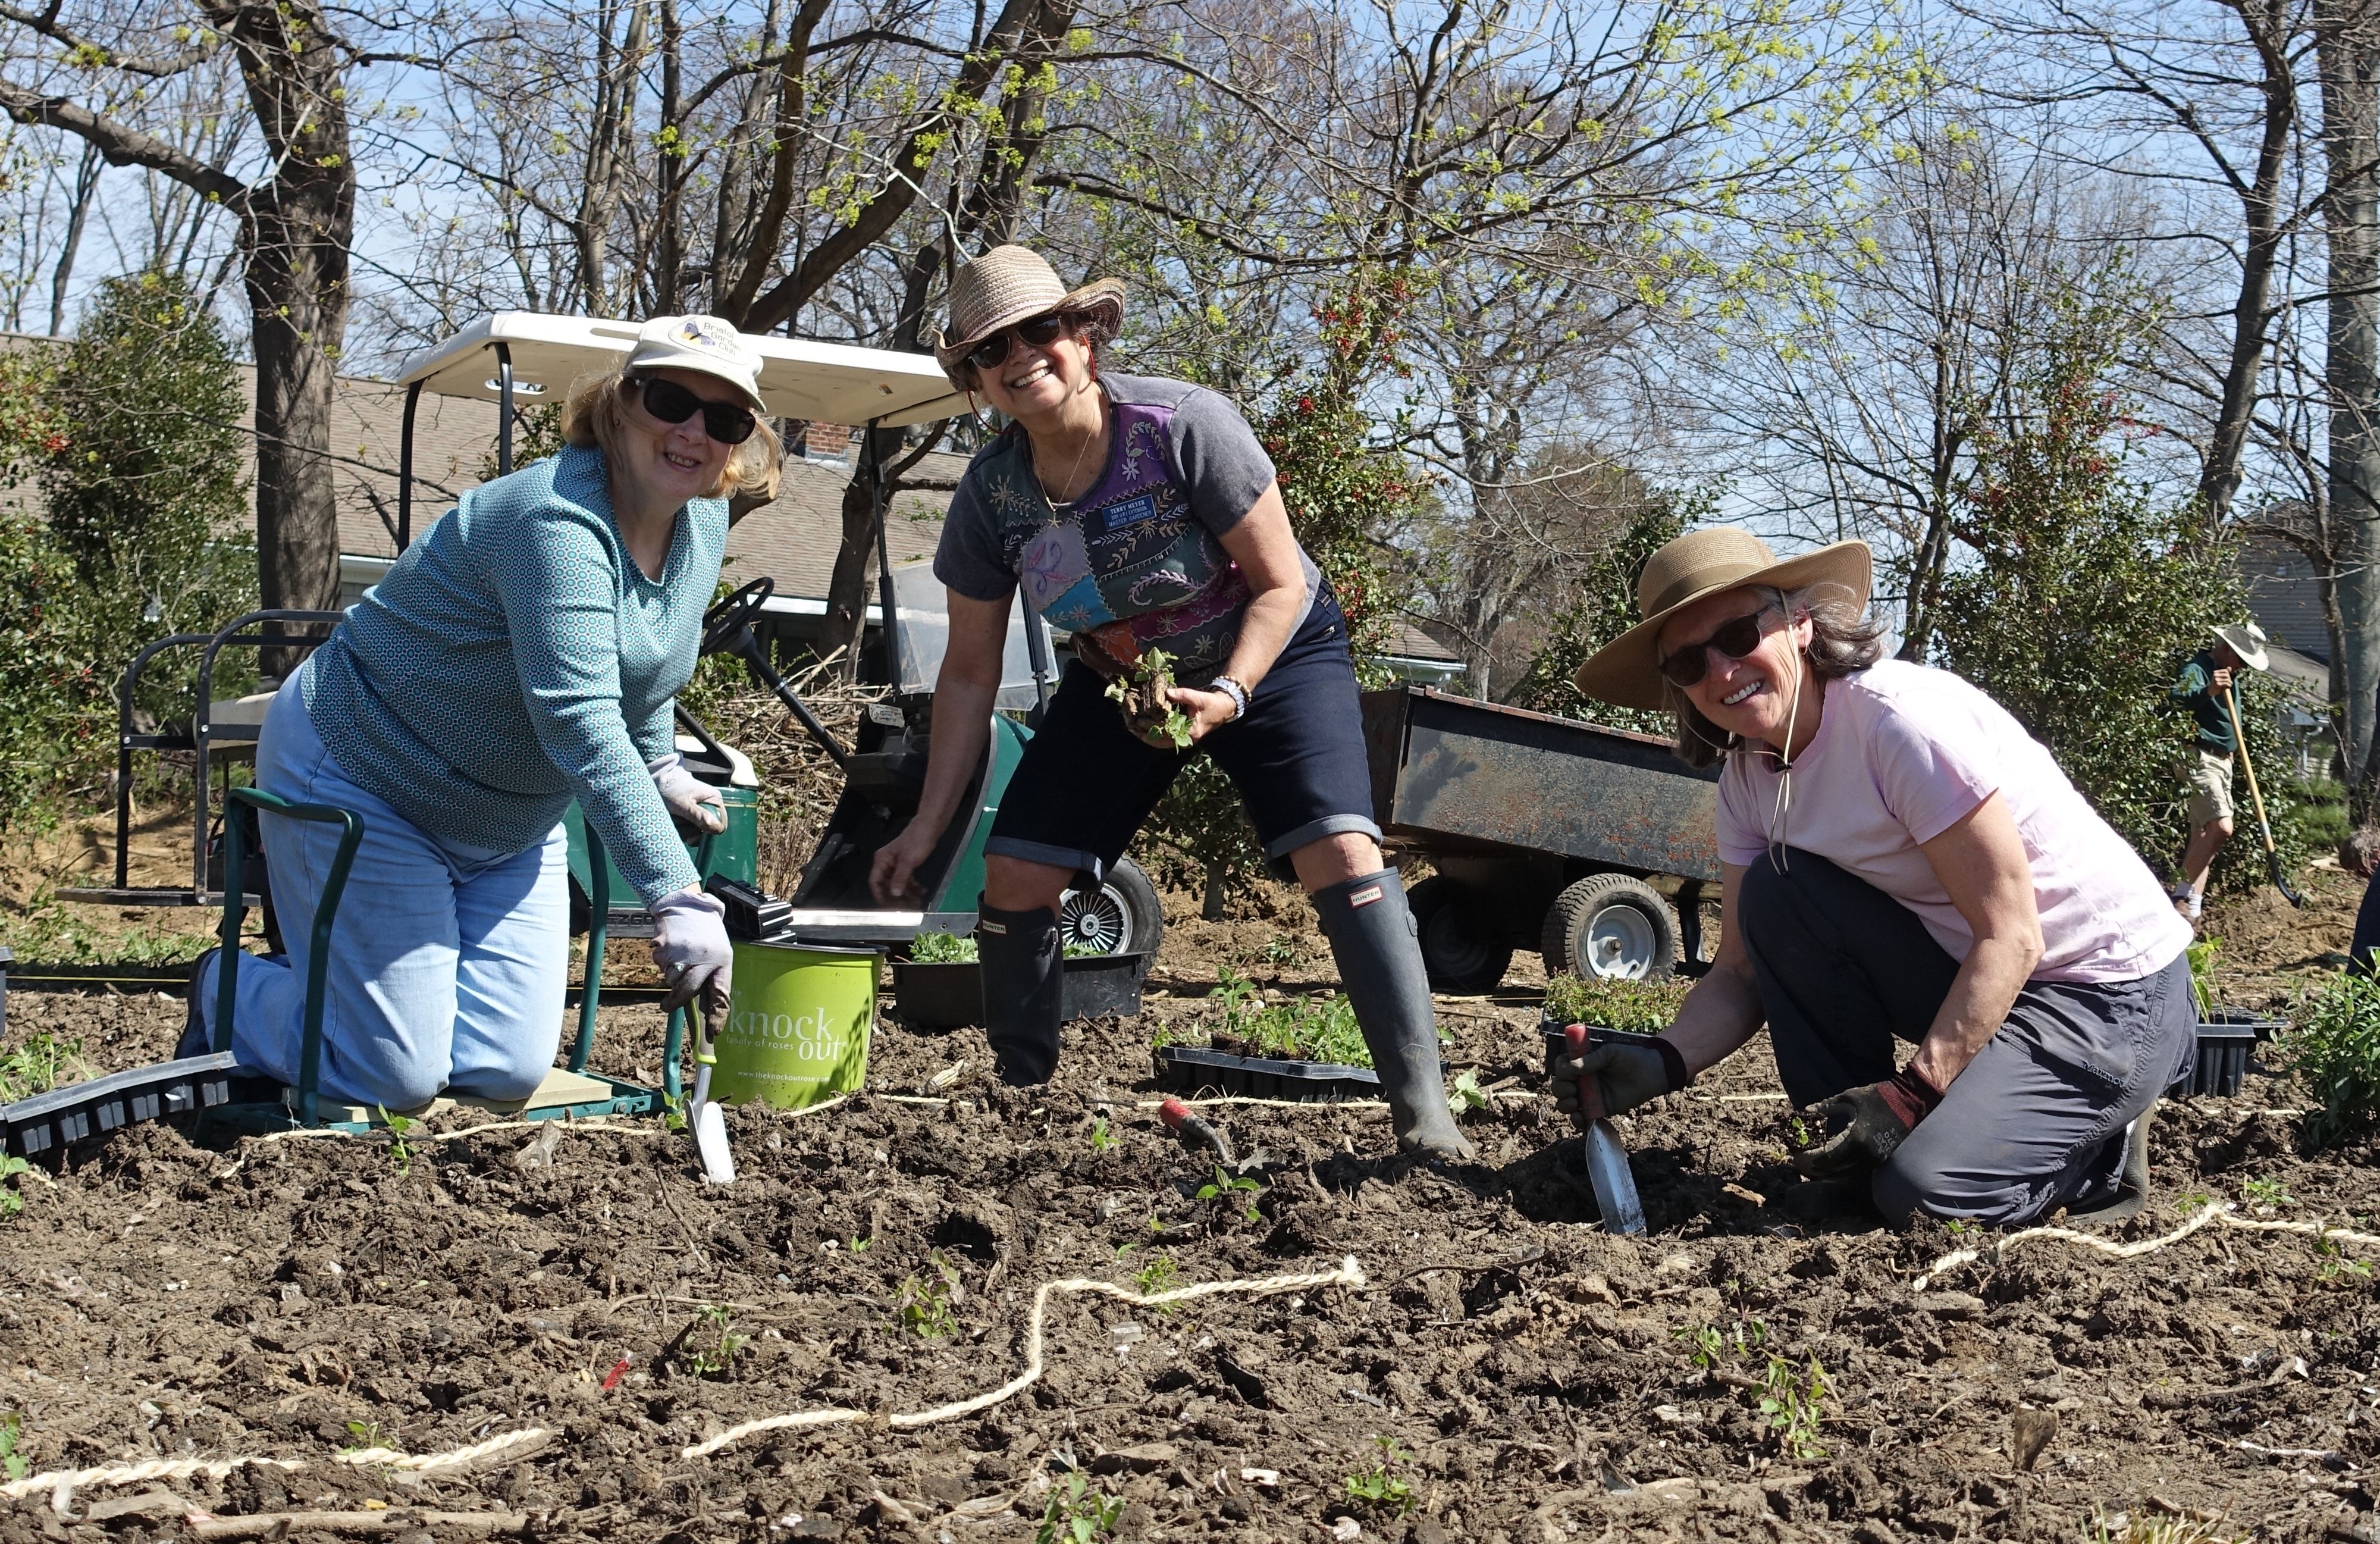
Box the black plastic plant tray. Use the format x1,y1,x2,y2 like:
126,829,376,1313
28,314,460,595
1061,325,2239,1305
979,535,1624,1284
2165,1007,2284,1100
1155,1045,1381,1102
0,1051,274,1158
892,951,1154,1031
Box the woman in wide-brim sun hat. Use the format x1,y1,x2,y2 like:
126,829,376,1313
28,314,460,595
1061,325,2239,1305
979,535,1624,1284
1550,525,2197,1227
869,243,1473,1161
183,315,783,1112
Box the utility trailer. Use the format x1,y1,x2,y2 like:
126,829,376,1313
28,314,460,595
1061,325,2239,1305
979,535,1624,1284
1360,687,1721,991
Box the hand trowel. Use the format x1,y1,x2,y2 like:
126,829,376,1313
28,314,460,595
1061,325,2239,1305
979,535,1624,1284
682,1005,736,1185
1563,1023,1645,1235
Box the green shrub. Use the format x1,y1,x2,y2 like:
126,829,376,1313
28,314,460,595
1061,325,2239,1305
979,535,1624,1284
1542,973,1690,1032
2284,971,2380,1148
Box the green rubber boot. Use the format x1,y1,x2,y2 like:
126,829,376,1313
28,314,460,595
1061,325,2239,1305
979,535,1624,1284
1312,869,1477,1162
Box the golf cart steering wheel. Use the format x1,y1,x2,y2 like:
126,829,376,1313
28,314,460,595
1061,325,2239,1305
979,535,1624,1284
701,577,775,658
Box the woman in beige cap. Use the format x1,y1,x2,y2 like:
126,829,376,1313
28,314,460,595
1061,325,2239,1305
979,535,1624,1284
867,245,1472,1160
183,316,781,1111
1553,527,2196,1225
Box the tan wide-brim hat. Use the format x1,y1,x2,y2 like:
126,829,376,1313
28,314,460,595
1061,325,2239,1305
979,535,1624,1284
623,314,767,414
2213,621,2271,672
933,245,1126,387
1572,527,1874,710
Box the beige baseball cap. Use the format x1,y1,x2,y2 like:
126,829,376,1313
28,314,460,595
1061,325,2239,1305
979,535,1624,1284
624,314,766,414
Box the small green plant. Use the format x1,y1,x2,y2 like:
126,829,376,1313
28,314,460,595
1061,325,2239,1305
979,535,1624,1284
1087,1116,1117,1154
2177,1189,2211,1214
2285,970,2380,1148
2242,1176,2292,1211
683,1304,747,1377
1344,1437,1414,1513
0,1411,28,1480
1758,1354,1831,1459
1260,934,1306,967
1132,1253,1181,1309
1222,989,1372,1066
1035,1470,1125,1544
659,1091,688,1133
375,1106,418,1175
1944,1219,1970,1236
337,1418,385,1454
1542,973,1691,1033
1676,1317,1767,1370
1195,1164,1263,1224
848,1232,873,1253
2186,936,2221,1018
0,1155,29,1219
1149,1020,1175,1051
912,932,979,963
0,1032,84,1103
894,1251,963,1338
1448,1069,1488,1117
1212,966,1260,1016
2315,1236,2373,1282
1105,647,1195,749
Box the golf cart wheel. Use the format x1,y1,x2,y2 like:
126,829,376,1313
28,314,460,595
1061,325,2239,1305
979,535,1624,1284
1058,857,1165,957
1542,873,1677,981
1409,875,1513,992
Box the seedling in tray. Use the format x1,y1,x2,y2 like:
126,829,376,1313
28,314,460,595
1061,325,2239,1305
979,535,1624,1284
1105,648,1195,748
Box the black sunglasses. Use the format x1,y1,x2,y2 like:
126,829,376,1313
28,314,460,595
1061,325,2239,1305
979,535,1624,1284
632,375,757,445
1657,606,1779,688
965,311,1075,372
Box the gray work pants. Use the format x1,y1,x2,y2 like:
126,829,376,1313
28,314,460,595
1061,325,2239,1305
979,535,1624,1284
1739,848,2196,1226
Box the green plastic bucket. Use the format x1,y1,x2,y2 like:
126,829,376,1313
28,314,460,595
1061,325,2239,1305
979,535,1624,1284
714,941,879,1110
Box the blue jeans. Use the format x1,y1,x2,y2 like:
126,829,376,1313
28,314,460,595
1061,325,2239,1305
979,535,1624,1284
200,665,571,1109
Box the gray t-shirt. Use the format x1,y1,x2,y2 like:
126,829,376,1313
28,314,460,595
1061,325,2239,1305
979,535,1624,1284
933,372,1318,681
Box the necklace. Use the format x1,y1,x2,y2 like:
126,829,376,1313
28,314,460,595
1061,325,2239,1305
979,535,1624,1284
1031,389,1108,518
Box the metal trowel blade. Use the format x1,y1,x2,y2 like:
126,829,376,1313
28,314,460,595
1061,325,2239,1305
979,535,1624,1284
694,1100,736,1184
1583,1119,1644,1235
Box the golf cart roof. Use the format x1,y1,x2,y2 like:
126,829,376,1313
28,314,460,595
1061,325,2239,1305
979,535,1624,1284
391,311,968,427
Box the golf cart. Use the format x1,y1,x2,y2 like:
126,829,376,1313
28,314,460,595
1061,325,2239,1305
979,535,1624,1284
7,310,1158,1155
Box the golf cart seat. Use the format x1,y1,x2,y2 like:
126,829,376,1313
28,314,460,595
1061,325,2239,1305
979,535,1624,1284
845,748,929,799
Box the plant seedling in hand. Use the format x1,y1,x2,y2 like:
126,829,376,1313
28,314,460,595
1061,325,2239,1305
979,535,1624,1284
1105,648,1194,748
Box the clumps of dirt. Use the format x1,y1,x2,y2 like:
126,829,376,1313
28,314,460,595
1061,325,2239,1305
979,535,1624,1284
0,970,2375,1543
2202,864,2364,1007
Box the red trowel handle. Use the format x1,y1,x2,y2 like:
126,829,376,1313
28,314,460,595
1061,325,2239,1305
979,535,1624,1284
1562,1023,1601,1121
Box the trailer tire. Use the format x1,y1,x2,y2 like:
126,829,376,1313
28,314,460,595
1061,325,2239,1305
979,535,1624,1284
1409,875,1514,992
1542,873,1677,981
1058,857,1165,958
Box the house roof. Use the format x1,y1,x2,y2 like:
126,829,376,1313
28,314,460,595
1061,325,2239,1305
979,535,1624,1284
2243,531,2332,663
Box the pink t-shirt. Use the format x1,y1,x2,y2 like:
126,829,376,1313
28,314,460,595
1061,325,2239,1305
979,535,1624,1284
1715,659,2190,983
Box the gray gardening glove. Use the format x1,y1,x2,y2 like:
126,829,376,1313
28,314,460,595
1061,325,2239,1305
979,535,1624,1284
1548,1030,1690,1126
651,885,733,1025
650,753,728,836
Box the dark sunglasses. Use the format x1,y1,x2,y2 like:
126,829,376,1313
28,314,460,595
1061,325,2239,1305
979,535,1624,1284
965,311,1075,372
1657,606,1779,688
632,374,757,444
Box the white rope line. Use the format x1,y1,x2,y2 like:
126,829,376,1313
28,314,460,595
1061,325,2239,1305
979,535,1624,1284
1912,1203,2380,1291
680,1255,1368,1460
0,1456,303,1501
333,1427,554,1472
0,1429,556,1502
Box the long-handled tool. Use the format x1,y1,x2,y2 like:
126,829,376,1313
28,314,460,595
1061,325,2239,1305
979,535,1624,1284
1563,1023,1647,1235
685,1006,736,1185
2222,685,2304,907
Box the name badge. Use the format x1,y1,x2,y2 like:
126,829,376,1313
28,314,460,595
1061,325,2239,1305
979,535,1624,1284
1100,493,1160,532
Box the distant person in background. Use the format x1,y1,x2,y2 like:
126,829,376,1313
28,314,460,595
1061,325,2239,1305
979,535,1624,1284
2168,621,2271,923
2344,828,2380,972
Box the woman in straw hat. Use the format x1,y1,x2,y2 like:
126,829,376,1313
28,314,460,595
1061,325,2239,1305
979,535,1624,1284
181,315,782,1112
1554,527,2197,1224
868,245,1472,1161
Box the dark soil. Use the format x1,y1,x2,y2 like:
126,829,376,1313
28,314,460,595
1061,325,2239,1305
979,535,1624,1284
4,944,2378,1544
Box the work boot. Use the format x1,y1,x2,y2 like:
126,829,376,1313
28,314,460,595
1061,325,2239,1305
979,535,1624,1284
976,899,1063,1086
1312,869,1478,1162
2068,1103,2156,1223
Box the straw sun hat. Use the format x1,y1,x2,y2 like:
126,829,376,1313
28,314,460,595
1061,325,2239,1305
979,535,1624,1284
2212,621,2270,672
1572,527,1874,711
933,245,1126,387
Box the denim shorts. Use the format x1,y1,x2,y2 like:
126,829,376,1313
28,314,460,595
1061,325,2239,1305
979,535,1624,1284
986,585,1383,881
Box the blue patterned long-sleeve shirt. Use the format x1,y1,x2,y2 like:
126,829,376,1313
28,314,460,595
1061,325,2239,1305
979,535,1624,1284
303,443,724,906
